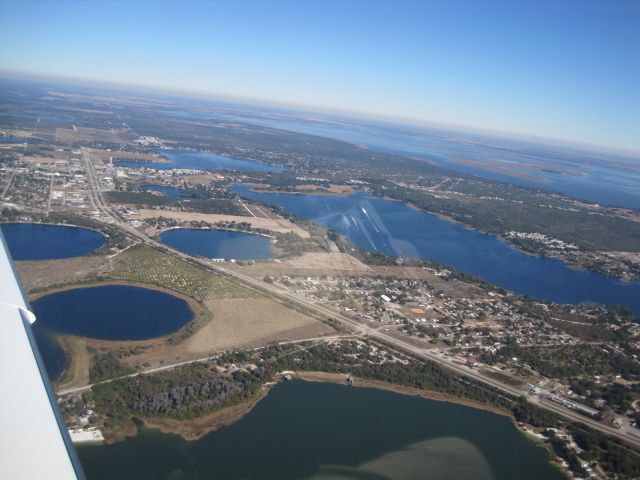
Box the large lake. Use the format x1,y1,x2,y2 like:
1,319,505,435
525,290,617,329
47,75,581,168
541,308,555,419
1,223,106,260
202,108,640,210
161,228,273,260
233,185,640,317
115,149,284,172
32,285,194,379
77,380,564,480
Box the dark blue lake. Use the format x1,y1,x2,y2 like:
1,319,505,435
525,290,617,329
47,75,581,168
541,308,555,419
1,223,106,260
161,228,273,260
33,285,193,340
142,184,181,199
233,185,640,317
32,285,194,379
115,149,284,172
78,380,563,480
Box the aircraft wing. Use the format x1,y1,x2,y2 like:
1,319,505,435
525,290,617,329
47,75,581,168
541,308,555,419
0,230,86,479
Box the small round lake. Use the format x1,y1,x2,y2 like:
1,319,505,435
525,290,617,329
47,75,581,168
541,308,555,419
32,285,194,341
77,380,564,480
1,223,106,260
160,228,273,260
142,184,181,199
32,285,194,379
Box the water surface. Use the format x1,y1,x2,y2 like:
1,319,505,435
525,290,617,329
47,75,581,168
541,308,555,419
233,185,640,316
142,184,181,199
32,285,194,379
115,148,284,172
209,109,640,209
32,285,193,341
77,380,563,480
161,228,273,260
1,223,106,260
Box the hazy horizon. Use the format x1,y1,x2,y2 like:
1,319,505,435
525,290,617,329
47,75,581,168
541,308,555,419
1,0,639,153
3,69,639,160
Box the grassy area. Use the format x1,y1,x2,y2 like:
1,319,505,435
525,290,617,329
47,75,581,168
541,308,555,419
110,244,255,301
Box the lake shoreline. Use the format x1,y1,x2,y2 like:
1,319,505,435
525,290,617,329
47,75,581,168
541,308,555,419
28,280,201,320
31,281,202,385
104,370,526,444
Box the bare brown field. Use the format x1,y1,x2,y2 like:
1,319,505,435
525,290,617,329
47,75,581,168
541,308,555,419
16,256,110,293
284,252,370,271
184,297,333,354
179,174,226,185
226,252,370,279
120,297,333,369
133,209,309,237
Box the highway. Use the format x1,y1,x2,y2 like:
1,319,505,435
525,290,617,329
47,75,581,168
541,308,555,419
51,151,640,448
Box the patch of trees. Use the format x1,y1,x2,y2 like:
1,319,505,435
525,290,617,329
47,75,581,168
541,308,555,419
105,190,245,215
89,351,134,383
92,362,271,428
481,341,640,379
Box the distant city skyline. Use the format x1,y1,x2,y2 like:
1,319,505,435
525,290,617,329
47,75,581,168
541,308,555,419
1,0,639,153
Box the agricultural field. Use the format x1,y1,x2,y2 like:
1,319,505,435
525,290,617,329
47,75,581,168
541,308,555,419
110,244,253,301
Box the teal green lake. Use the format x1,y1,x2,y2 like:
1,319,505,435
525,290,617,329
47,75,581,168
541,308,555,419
77,380,564,480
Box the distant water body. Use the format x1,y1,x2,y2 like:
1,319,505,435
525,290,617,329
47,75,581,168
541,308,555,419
186,108,640,210
233,185,640,317
77,380,564,480
115,148,284,172
0,223,106,260
32,285,194,379
161,228,273,260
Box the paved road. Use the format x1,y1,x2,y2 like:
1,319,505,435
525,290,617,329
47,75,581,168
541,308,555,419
55,154,640,448
56,334,354,396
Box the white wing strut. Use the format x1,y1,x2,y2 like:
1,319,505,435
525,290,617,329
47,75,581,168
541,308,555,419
0,230,85,479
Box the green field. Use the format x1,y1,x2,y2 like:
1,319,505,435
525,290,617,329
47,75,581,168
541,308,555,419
110,244,255,301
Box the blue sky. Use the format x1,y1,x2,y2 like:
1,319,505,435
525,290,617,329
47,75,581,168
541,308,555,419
1,0,639,152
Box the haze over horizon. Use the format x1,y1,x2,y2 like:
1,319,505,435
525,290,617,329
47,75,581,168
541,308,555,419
1,0,639,153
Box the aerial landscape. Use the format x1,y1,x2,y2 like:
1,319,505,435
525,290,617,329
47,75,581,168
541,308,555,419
1,1,640,479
